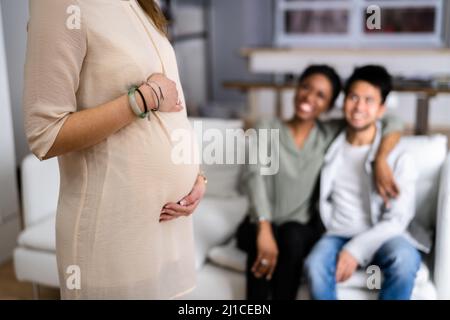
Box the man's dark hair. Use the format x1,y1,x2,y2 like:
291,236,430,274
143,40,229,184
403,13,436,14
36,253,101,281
298,65,342,110
344,65,392,104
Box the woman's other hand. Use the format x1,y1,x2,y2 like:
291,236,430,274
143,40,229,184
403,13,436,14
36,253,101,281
252,221,278,281
160,174,206,222
144,73,183,113
374,157,400,209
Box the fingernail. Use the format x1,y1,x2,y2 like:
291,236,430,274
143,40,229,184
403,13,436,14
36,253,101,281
180,200,186,206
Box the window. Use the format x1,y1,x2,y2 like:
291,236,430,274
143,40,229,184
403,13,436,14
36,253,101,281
275,0,444,47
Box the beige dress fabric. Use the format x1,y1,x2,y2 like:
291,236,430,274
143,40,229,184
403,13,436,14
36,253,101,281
23,0,199,299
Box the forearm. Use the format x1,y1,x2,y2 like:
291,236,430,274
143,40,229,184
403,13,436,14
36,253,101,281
258,219,271,229
344,220,405,266
44,89,151,159
246,174,273,222
376,132,401,160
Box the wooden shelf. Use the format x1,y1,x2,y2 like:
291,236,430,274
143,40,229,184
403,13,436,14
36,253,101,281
241,47,450,57
223,80,450,95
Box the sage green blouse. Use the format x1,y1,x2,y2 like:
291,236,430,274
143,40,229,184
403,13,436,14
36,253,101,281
242,115,403,225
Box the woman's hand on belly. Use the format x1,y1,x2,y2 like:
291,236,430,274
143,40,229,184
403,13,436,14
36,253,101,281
159,174,206,223
145,73,183,113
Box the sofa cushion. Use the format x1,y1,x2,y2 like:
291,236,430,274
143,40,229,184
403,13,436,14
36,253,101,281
21,155,59,228
207,237,432,289
396,135,448,230
182,263,246,300
193,196,248,270
13,247,59,288
184,261,436,300
17,215,55,252
207,238,246,273
336,272,437,300
338,262,430,289
435,152,450,299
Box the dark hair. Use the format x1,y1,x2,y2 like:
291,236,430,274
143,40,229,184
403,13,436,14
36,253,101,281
344,65,392,104
298,65,342,110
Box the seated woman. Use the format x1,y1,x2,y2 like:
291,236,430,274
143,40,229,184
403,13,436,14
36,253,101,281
236,65,403,300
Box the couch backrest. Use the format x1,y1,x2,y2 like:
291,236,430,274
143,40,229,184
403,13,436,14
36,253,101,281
21,154,59,228
187,119,449,272
189,117,246,198
393,135,448,230
20,118,447,233
190,118,448,230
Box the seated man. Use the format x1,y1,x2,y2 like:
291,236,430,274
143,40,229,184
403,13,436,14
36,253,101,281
304,65,430,300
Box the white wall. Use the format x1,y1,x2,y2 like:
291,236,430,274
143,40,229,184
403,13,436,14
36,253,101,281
172,1,208,113
246,49,450,129
209,0,273,102
1,0,449,171
0,1,21,265
0,0,28,165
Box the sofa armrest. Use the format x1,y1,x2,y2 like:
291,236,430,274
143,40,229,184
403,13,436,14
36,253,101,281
434,151,450,299
21,154,59,228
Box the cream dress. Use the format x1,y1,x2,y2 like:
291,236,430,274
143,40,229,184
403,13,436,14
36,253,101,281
23,0,199,299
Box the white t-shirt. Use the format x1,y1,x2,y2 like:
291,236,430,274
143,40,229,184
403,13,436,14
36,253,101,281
328,141,372,237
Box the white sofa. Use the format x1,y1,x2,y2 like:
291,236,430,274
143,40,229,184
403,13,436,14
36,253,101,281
13,118,450,300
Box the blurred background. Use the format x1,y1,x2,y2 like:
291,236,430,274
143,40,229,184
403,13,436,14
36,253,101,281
1,0,450,299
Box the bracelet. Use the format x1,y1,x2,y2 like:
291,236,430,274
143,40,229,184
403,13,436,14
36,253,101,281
135,87,148,113
128,86,149,119
147,80,165,101
145,82,160,111
198,170,208,185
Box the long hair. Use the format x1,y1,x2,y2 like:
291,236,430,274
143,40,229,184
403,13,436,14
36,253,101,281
137,0,168,35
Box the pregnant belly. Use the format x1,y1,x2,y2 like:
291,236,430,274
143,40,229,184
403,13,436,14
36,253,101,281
99,118,199,221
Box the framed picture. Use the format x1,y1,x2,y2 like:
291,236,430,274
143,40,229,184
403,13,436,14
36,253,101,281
275,0,444,47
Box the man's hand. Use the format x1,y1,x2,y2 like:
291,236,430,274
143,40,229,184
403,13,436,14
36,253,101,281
160,174,206,222
336,250,358,283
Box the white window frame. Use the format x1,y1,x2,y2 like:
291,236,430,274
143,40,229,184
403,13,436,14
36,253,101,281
274,0,444,48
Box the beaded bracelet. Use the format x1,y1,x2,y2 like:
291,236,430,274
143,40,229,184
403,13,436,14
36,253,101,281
128,86,149,119
135,88,148,113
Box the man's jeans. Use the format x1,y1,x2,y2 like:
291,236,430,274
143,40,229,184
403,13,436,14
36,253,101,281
304,235,421,300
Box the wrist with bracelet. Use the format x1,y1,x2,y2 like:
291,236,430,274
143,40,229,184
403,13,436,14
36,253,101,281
127,85,149,119
145,80,164,112
198,170,208,185
128,80,164,120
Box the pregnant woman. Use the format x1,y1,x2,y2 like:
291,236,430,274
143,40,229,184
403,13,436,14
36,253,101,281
23,0,205,299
